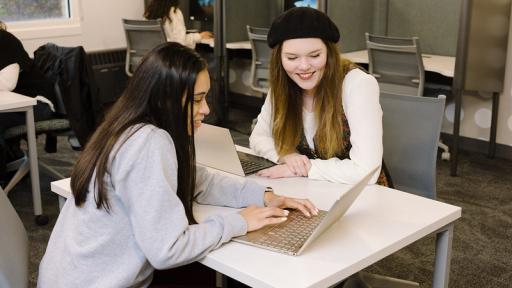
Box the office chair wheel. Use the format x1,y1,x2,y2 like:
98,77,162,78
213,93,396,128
35,214,49,226
441,151,450,161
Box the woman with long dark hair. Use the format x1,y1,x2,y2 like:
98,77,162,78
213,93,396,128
250,8,391,186
144,0,212,48
38,42,316,287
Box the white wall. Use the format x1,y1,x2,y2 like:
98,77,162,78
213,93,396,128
12,0,145,55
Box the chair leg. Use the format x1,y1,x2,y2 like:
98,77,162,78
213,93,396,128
438,140,450,161
356,271,419,288
2,157,30,195
39,160,66,180
44,134,57,153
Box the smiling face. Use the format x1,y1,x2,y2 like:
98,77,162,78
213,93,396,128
189,69,210,134
281,38,327,94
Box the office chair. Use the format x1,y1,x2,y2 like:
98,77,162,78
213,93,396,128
345,93,446,288
366,33,425,97
381,92,445,199
365,33,450,161
122,19,166,76
0,186,29,288
246,26,271,130
1,43,100,225
246,26,271,95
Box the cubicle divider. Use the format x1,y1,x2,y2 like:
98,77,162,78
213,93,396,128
327,0,385,53
327,0,461,56
387,0,461,56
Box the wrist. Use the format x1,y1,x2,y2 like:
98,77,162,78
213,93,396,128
263,187,274,206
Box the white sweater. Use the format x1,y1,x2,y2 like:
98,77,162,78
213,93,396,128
249,69,383,184
38,125,265,288
163,8,202,49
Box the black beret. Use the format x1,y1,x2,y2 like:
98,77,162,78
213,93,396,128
267,7,340,48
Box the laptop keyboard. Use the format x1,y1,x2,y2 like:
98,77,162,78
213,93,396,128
239,158,268,174
252,209,328,253
237,151,276,175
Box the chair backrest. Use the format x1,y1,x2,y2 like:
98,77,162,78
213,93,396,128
366,33,425,96
0,188,28,288
247,26,271,94
380,92,446,199
122,19,166,76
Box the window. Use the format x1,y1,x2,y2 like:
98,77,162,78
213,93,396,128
0,0,70,22
0,0,81,40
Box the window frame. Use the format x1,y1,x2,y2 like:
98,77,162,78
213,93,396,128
6,0,82,40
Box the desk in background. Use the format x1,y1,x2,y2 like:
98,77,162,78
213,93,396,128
0,91,45,223
199,39,251,50
342,49,455,78
51,146,461,288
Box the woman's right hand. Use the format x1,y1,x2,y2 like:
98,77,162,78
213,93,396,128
279,153,311,177
200,31,213,39
239,205,289,232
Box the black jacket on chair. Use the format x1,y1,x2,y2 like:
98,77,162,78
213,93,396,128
33,43,102,146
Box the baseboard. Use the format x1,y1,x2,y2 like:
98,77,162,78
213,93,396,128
441,133,512,160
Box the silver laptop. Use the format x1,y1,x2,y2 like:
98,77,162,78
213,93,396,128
233,166,379,256
195,124,276,176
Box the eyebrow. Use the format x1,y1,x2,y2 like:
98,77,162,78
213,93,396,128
193,92,208,96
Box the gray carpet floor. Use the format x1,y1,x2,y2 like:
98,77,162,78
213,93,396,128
5,110,512,288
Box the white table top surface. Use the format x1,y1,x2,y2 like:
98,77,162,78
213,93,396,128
50,156,461,288
0,91,37,110
199,39,251,50
342,49,455,78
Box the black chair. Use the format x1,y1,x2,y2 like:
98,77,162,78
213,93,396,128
2,43,101,225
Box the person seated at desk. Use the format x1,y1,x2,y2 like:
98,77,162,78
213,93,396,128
0,20,54,183
144,0,213,49
38,42,317,287
249,8,391,186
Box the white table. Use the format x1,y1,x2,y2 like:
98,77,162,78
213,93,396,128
342,49,455,78
51,163,461,288
199,39,251,50
0,91,44,219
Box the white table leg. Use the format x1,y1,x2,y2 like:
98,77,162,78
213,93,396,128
433,224,454,288
25,108,43,216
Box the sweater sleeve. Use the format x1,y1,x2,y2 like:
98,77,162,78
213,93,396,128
164,8,201,49
195,165,265,208
0,63,19,91
308,69,383,184
249,90,280,163
112,126,250,269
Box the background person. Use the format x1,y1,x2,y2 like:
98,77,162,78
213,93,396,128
144,0,213,49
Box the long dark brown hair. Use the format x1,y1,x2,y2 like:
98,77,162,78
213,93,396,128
144,0,180,22
71,42,205,223
269,40,357,159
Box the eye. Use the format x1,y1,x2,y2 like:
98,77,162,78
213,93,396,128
286,56,298,61
310,54,320,58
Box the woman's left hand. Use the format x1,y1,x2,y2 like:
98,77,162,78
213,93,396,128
264,191,318,217
256,164,298,179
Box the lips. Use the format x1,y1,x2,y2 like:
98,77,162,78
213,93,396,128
297,71,315,80
194,119,203,128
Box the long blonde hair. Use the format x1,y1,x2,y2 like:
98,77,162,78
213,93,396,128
270,41,357,159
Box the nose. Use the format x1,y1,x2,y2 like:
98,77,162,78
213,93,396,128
200,99,210,115
298,58,311,71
